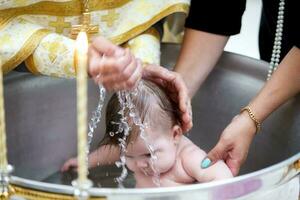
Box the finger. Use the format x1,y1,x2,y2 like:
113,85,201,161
125,59,143,90
111,58,142,91
102,55,140,91
201,140,229,169
145,76,165,87
88,47,103,77
173,74,189,113
119,53,139,82
91,36,124,57
184,102,193,131
226,158,241,176
186,121,193,132
226,145,247,176
98,50,132,76
143,64,174,81
166,73,192,131
182,111,193,133
145,67,188,112
100,60,132,89
144,67,192,131
178,91,187,114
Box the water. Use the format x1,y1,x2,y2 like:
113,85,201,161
124,85,160,186
86,85,106,167
84,83,160,187
114,91,130,188
44,167,136,188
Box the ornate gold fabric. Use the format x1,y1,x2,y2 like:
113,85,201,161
123,27,161,65
0,0,190,77
11,184,106,200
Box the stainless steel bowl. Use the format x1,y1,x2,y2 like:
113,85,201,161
5,44,299,200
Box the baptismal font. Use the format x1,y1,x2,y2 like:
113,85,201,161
0,59,14,200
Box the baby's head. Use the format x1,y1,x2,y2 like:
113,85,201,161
101,80,183,175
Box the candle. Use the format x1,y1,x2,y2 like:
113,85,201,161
74,31,88,183
0,58,8,169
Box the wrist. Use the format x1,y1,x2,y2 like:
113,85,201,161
238,113,257,138
239,107,261,134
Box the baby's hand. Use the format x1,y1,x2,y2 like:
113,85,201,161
61,157,78,172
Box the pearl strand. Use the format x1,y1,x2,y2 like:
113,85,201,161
267,0,285,80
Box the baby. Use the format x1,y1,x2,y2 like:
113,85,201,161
61,80,232,187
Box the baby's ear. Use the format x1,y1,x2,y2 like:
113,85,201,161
172,125,183,143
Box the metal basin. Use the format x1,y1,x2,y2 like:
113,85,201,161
5,44,300,199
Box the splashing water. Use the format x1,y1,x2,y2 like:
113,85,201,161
125,86,160,187
114,91,130,188
87,84,160,187
86,85,106,167
114,83,160,187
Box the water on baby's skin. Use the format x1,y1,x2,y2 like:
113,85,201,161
113,88,160,187
123,88,160,186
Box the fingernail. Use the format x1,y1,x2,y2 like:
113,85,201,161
201,157,211,169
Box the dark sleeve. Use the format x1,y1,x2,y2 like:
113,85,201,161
185,0,246,36
292,30,300,49
289,1,300,49
294,39,300,49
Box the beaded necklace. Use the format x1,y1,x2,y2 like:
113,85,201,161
267,0,285,80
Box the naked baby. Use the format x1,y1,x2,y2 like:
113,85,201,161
61,80,232,187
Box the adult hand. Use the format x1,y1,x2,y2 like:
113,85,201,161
143,64,193,133
201,112,257,176
88,36,143,91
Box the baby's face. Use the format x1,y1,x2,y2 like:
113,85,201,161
125,127,177,176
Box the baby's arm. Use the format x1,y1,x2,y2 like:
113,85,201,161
61,145,120,172
182,146,232,182
88,145,120,167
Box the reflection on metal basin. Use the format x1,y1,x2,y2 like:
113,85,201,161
5,44,300,199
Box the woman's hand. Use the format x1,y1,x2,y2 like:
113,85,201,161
88,36,143,91
201,112,257,176
143,64,193,133
61,157,78,172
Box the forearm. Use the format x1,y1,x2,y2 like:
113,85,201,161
174,28,229,97
248,47,300,122
88,145,120,168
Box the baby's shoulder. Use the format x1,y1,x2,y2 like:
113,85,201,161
180,138,207,159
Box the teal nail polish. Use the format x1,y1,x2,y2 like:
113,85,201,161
201,158,211,169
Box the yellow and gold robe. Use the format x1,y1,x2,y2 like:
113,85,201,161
0,0,189,78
